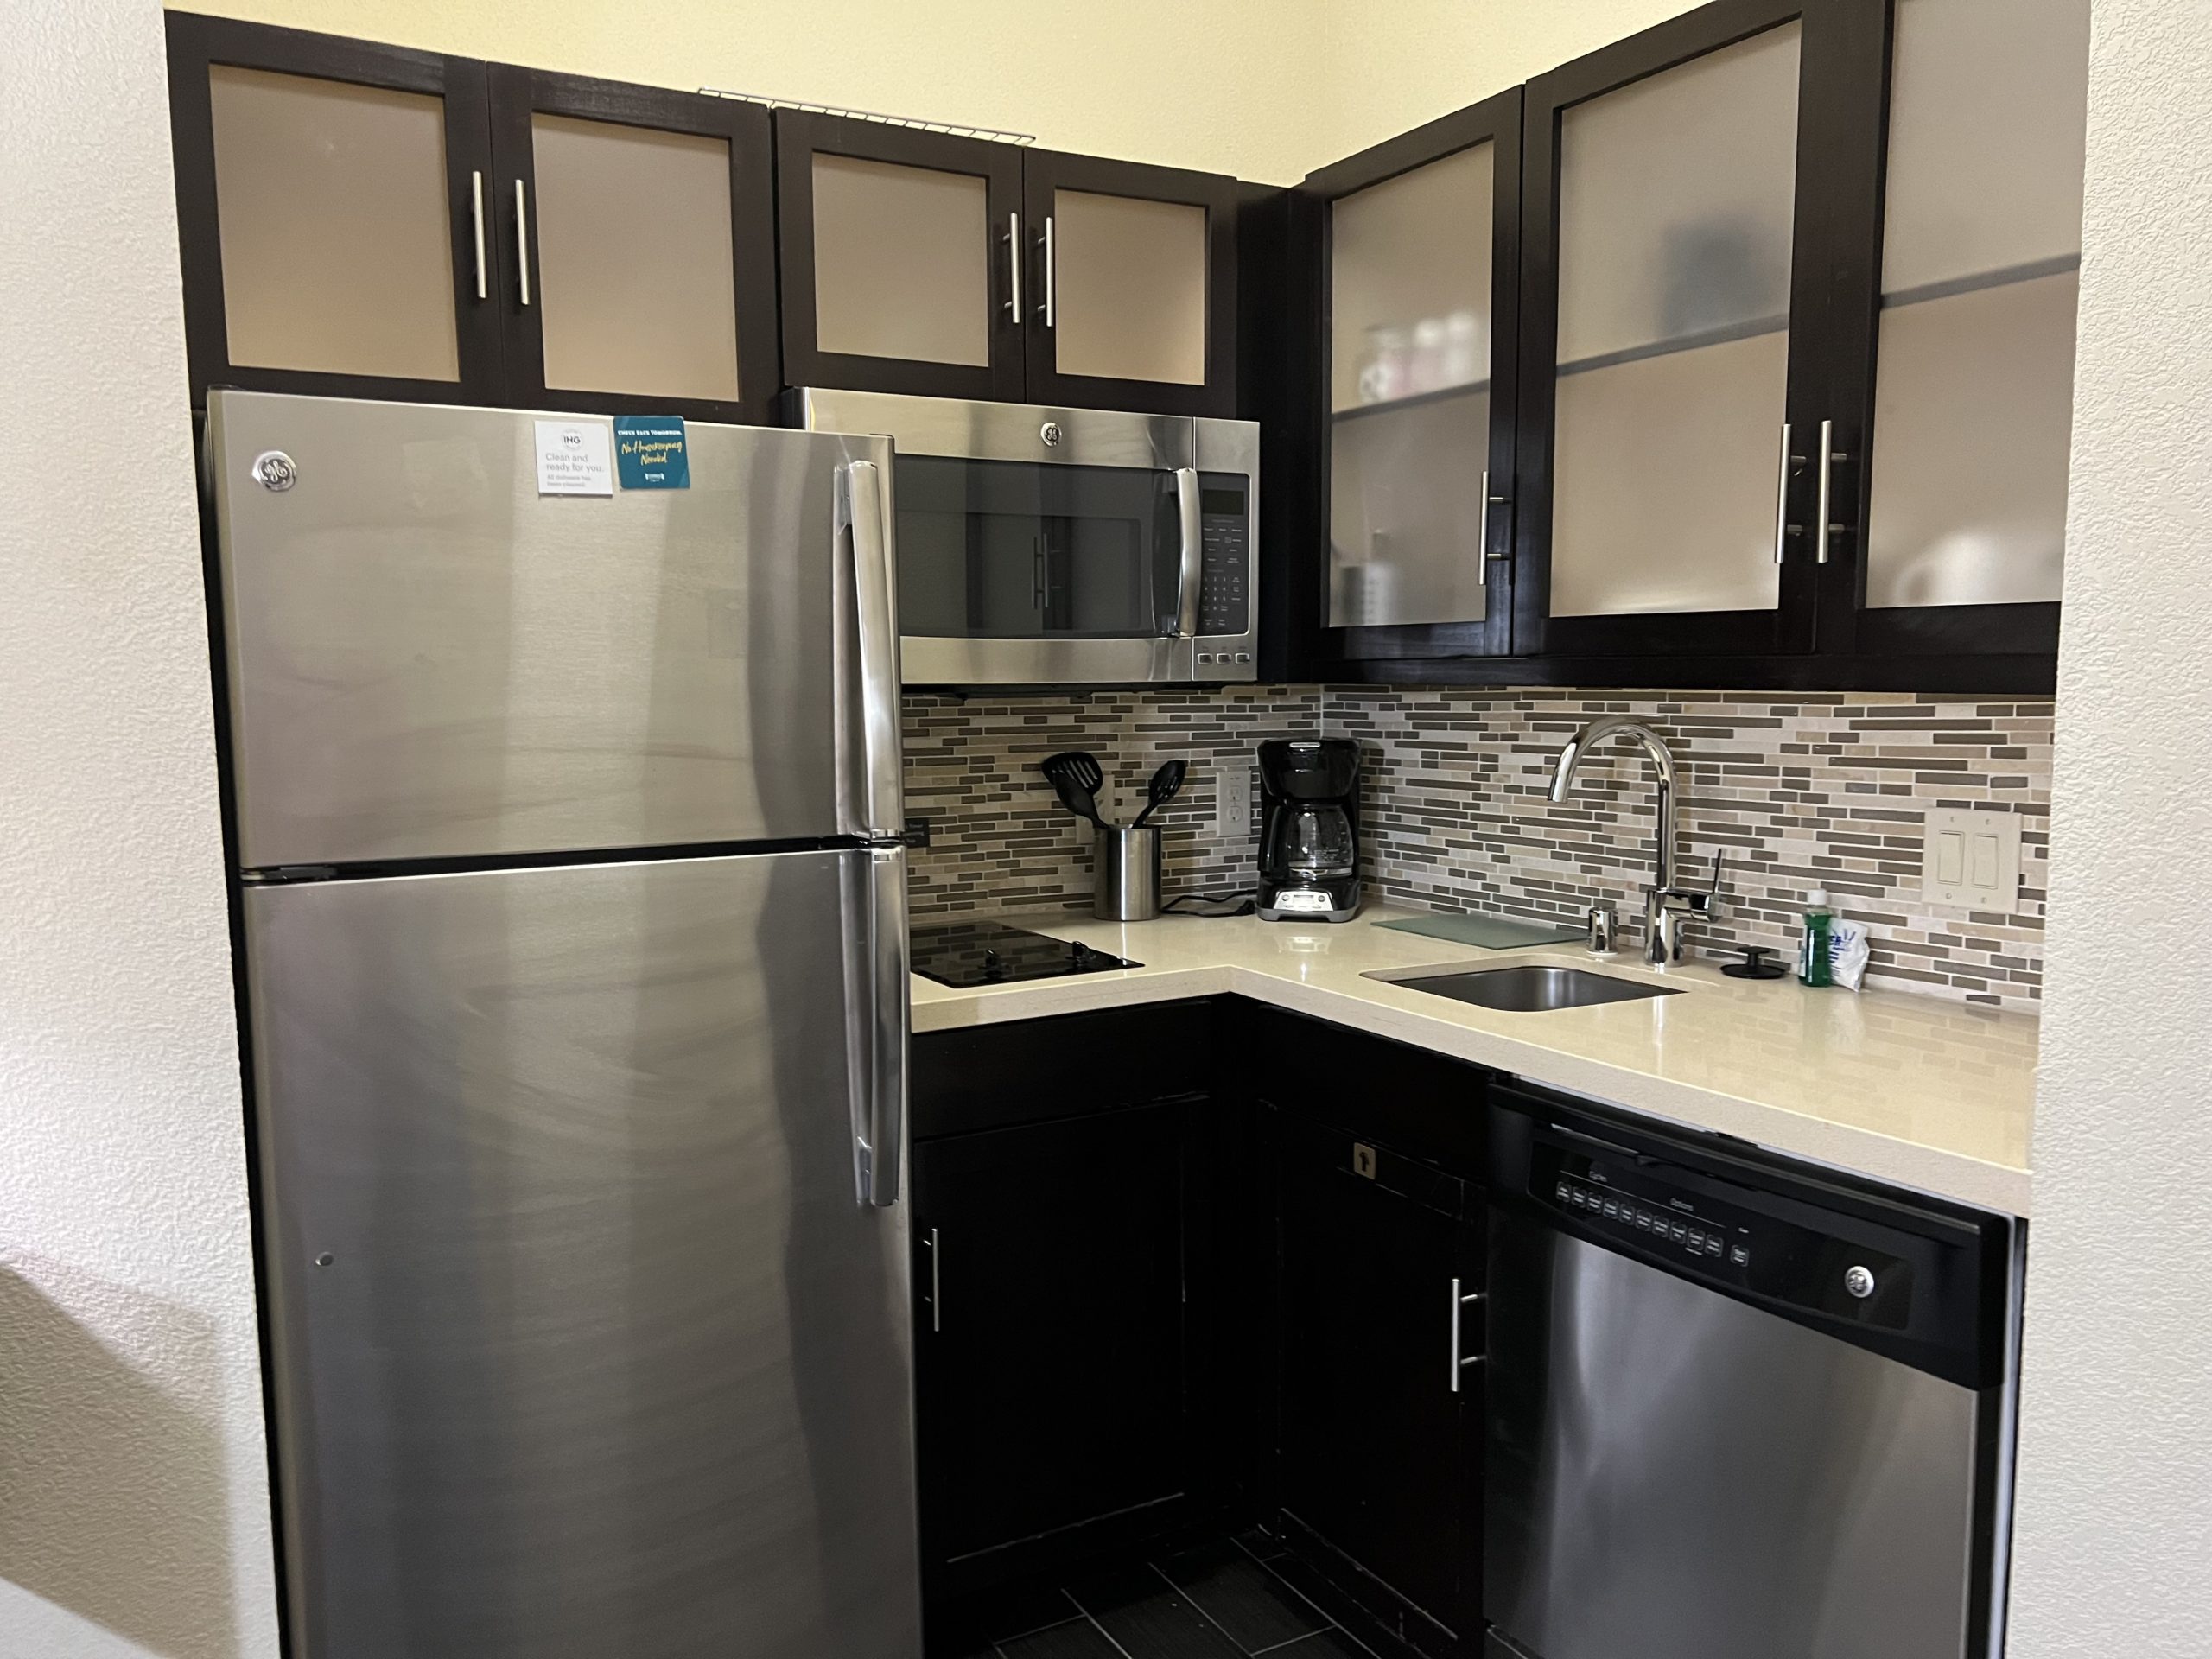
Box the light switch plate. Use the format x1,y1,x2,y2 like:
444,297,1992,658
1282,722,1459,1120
1921,808,2022,911
1216,762,1254,841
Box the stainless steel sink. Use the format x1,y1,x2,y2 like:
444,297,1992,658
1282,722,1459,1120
1366,963,1681,1012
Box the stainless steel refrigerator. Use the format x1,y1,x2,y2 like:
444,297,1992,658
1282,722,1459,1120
206,391,919,1659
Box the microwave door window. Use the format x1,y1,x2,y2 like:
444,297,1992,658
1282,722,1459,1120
894,456,1175,639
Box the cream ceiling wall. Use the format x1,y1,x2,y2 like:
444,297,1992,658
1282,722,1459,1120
167,0,1331,182
168,0,1700,182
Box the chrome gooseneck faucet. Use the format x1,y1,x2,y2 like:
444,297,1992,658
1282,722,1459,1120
1548,715,1723,965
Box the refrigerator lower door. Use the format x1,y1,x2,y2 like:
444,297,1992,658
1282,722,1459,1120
245,849,919,1659
207,391,898,868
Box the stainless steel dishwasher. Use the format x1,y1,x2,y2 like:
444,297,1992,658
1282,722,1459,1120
1484,1085,2020,1659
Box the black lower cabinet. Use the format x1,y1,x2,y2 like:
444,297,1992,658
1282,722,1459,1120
1233,1001,1492,1658
1274,1116,1484,1655
911,1003,1236,1618
912,1104,1194,1588
912,999,1495,1659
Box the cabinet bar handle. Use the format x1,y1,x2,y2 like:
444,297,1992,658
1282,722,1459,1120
1772,423,1795,565
1043,214,1056,327
1477,472,1491,590
1477,471,1510,588
1815,418,1847,566
1005,211,1021,322
514,180,531,307
1450,1277,1461,1390
928,1228,941,1333
469,170,486,301
1451,1277,1484,1393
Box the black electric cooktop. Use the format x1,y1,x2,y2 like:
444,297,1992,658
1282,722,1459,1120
911,920,1139,988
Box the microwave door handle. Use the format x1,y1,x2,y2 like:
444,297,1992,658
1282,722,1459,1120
842,458,902,839
1173,467,1202,638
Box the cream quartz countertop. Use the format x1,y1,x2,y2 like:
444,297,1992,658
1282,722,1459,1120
911,907,2038,1216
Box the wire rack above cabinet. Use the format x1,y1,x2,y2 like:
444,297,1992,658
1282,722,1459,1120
696,88,1034,145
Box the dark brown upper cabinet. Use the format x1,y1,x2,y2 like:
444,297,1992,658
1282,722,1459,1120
1019,150,1240,417
777,112,1240,416
774,111,1027,404
1805,0,2086,674
1515,0,1828,667
1508,0,2082,688
168,14,782,422
166,11,505,409
1259,0,2079,692
1282,89,1524,680
487,68,781,425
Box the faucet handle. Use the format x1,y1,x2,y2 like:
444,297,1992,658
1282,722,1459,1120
1667,849,1725,914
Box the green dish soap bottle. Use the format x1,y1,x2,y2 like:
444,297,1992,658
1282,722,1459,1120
1798,889,1834,988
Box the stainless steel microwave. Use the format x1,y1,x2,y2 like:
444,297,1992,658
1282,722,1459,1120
792,390,1258,687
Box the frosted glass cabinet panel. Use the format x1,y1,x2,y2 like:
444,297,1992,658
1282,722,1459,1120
1328,144,1494,415
208,66,461,382
1551,332,1789,617
1331,391,1493,626
812,155,993,368
1865,0,2090,608
1325,142,1497,628
530,115,741,404
1548,22,1801,620
1051,190,1207,386
1554,27,1800,369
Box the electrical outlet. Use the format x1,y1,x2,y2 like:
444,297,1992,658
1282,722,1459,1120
1921,808,2022,911
1215,762,1254,841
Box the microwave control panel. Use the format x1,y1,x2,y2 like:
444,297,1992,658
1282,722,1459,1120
1197,473,1251,638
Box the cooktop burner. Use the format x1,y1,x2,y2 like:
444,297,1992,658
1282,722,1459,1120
911,919,1139,988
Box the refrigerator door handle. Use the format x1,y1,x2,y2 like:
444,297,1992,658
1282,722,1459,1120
849,849,902,1211
839,458,903,840
843,847,909,1208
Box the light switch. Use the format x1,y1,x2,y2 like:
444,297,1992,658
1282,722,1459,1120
1936,831,1966,887
1921,809,2023,911
1971,834,2001,888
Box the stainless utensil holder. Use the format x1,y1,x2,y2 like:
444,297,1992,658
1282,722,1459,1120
1093,826,1161,922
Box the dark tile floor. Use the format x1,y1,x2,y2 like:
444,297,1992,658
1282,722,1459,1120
944,1531,1389,1659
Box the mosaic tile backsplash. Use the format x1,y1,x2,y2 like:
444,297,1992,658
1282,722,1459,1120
901,687,2052,1011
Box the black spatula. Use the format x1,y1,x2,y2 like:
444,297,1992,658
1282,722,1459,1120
1039,751,1107,825
1129,760,1188,829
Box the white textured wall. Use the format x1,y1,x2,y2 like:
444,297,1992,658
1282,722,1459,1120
0,3,282,1656
2007,0,2212,1651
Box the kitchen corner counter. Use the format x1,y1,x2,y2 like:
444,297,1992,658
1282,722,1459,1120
911,908,2038,1216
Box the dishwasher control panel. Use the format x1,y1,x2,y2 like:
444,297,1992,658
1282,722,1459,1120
1556,1177,1752,1268
1490,1089,2012,1391
1535,1141,1916,1333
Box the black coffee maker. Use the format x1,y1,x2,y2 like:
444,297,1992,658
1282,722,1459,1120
1257,739,1362,922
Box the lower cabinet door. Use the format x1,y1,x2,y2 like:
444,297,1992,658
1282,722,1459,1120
912,1103,1196,1592
1275,1112,1484,1652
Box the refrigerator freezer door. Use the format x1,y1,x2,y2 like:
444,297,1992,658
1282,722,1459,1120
208,391,897,868
245,849,920,1659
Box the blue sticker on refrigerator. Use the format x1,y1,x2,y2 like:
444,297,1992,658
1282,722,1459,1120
613,416,690,489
